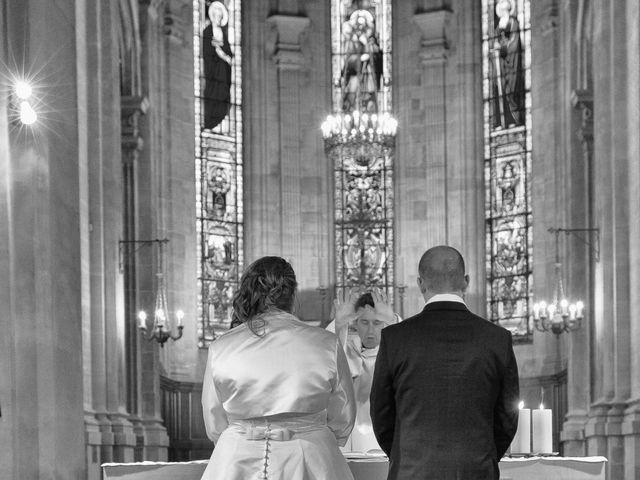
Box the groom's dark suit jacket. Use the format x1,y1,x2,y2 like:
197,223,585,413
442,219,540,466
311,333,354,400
370,301,519,480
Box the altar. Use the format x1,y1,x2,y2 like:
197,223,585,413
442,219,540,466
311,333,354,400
103,455,608,480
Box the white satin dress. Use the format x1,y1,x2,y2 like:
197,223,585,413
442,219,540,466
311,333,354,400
201,311,356,480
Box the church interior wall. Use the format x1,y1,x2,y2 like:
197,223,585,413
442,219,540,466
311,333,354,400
2,0,640,478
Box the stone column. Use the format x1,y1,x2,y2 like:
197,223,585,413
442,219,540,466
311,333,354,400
623,0,640,475
0,1,85,477
266,14,310,267
121,94,149,462
585,3,629,477
560,90,594,456
394,8,452,315
137,0,173,461
412,9,452,248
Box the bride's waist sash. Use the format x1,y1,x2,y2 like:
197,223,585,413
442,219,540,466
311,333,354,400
227,411,328,441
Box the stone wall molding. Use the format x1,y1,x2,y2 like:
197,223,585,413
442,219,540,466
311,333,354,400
163,3,190,45
266,14,310,70
121,95,149,160
570,89,593,162
413,9,453,66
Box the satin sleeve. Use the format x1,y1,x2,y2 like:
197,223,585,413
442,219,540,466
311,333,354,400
201,345,229,443
327,338,356,446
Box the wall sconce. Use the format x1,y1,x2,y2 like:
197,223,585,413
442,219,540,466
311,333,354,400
533,227,599,335
119,238,184,347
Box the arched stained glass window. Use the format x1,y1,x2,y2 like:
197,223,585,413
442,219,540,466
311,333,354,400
482,0,533,341
193,0,243,346
324,0,396,299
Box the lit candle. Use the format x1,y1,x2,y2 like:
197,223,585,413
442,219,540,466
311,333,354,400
156,308,165,328
533,303,540,320
532,404,553,453
138,311,147,330
510,401,531,454
176,310,184,328
576,301,584,318
538,301,547,318
560,298,569,315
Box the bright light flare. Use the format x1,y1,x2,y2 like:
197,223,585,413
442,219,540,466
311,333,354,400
14,81,33,99
19,101,37,125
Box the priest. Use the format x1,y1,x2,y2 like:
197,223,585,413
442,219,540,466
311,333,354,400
327,289,399,453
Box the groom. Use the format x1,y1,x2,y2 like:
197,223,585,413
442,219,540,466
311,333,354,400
370,246,519,480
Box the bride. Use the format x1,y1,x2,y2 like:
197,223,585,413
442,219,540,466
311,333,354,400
200,256,356,480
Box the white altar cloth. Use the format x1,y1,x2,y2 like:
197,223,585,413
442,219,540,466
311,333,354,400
102,455,607,480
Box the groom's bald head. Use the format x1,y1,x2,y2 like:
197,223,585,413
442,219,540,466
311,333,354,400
418,246,468,294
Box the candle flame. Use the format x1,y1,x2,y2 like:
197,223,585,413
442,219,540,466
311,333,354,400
539,403,544,409
518,401,524,409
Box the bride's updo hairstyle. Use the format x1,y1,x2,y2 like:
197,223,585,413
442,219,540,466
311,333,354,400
231,256,297,335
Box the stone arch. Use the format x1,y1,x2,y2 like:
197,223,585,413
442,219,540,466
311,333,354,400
117,0,142,96
575,0,593,91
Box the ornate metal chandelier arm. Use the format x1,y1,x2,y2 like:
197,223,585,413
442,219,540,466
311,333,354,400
118,238,170,273
547,227,600,263
169,325,184,341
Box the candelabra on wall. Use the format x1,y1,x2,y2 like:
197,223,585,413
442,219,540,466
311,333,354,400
119,238,185,346
532,227,599,335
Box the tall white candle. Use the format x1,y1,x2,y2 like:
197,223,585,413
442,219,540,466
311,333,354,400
510,401,531,454
532,404,553,453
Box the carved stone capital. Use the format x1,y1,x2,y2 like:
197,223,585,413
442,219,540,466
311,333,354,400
163,3,189,45
139,0,167,11
266,14,310,70
571,89,593,145
539,3,559,35
121,96,149,160
413,9,453,67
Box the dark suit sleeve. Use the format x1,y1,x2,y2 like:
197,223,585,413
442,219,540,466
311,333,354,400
370,330,396,456
493,332,520,459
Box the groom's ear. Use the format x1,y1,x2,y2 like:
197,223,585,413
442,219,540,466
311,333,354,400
416,276,426,294
462,274,470,293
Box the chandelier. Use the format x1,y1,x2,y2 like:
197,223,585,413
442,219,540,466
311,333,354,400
321,110,397,149
532,227,598,335
120,238,184,347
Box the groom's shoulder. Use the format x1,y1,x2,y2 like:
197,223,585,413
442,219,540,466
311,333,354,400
381,311,425,338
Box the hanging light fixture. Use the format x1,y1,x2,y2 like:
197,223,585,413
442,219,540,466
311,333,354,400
532,227,598,335
120,238,185,347
137,239,184,346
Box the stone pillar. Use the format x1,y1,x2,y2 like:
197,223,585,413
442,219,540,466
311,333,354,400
586,3,629,478
560,90,594,456
0,1,86,477
394,8,452,315
623,0,640,476
266,14,310,267
121,94,150,462
412,9,452,248
529,0,568,378
134,0,188,460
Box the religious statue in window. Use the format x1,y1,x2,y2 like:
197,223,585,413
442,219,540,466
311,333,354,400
206,165,232,220
341,3,383,113
491,0,525,129
202,1,233,130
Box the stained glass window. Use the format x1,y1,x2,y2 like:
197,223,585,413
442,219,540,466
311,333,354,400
327,0,395,299
194,0,243,347
482,0,533,341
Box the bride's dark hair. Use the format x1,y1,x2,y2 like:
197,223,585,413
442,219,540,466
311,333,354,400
231,256,297,335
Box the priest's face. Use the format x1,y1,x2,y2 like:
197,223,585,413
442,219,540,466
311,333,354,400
356,308,385,349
